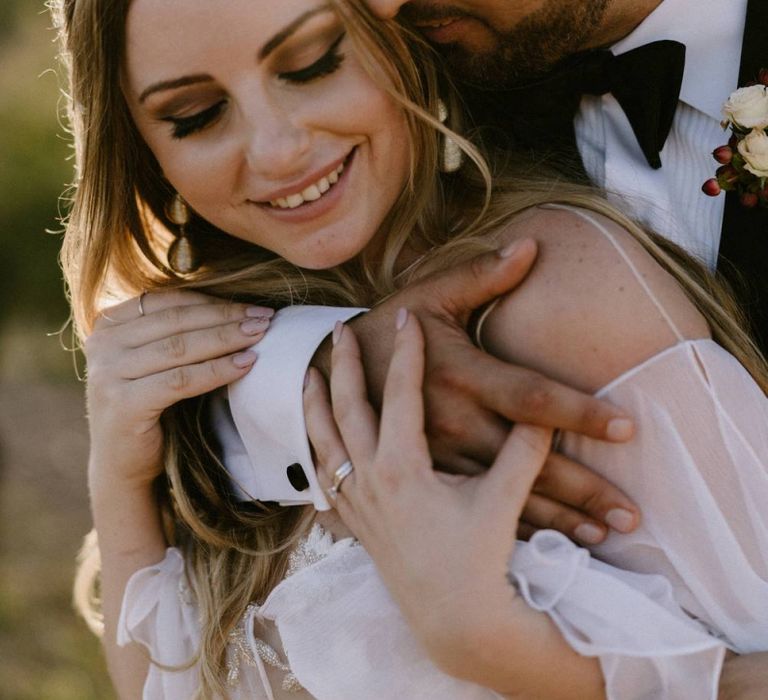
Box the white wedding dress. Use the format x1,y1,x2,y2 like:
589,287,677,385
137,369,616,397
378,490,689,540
117,209,768,699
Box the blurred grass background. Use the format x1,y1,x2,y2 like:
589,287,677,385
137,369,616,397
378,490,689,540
0,2,116,697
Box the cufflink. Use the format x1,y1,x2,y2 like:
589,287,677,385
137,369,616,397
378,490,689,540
286,463,310,492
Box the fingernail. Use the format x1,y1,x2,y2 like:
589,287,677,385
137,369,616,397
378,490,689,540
240,318,270,335
332,321,344,346
574,523,605,545
606,417,634,441
233,350,257,368
246,306,275,318
303,369,311,391
395,307,408,330
499,239,522,259
605,508,635,533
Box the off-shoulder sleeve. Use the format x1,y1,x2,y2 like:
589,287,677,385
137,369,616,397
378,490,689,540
561,341,768,653
117,548,202,700
511,531,725,700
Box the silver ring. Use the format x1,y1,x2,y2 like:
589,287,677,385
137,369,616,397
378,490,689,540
137,290,148,318
326,460,354,501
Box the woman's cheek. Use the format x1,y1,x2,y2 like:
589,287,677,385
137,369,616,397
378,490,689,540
160,139,241,219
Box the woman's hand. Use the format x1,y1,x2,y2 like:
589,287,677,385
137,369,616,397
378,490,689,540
303,310,559,688
85,289,273,489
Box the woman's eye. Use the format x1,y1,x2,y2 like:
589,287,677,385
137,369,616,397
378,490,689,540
162,100,227,140
278,33,346,85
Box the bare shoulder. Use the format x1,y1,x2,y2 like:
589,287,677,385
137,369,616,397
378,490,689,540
480,205,711,393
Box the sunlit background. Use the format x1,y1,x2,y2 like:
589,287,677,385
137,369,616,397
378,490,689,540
0,2,115,697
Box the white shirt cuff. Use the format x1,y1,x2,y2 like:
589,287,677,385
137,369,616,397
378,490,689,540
213,305,367,511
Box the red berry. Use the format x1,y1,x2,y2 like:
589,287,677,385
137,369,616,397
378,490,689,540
712,146,733,164
716,164,739,187
759,68,768,87
702,178,722,197
740,192,759,208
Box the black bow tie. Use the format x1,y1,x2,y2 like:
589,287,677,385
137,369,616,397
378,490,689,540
470,40,687,170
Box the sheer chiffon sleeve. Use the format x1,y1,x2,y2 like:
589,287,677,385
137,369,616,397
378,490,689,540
116,548,203,700
511,531,725,699
561,339,768,653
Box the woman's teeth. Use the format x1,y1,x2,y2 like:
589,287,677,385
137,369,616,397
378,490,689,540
269,162,345,209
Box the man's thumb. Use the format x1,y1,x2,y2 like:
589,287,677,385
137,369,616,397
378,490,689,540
431,238,538,317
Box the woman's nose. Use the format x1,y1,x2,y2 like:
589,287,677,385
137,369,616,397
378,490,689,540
365,0,408,19
244,110,312,177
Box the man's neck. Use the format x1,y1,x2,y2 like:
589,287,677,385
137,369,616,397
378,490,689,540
585,0,665,49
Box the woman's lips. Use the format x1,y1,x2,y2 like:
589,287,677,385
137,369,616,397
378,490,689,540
252,148,356,224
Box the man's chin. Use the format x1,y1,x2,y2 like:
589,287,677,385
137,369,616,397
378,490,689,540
439,46,552,90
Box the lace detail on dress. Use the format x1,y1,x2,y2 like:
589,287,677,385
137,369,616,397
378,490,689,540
227,524,345,693
227,604,304,692
286,523,340,577
177,575,195,607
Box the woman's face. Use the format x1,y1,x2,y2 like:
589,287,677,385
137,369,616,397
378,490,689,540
124,0,412,269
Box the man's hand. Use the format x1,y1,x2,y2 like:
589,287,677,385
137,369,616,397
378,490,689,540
719,652,768,700
312,240,639,543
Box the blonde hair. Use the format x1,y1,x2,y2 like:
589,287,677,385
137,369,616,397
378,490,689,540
53,0,767,696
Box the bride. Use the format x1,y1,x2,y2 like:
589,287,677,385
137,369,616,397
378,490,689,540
53,0,768,697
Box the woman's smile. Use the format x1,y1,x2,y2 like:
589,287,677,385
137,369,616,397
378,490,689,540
251,147,355,226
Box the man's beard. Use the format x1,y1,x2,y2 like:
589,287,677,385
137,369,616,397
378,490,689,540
411,1,610,89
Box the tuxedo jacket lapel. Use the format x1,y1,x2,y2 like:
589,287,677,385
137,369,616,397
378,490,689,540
717,0,768,352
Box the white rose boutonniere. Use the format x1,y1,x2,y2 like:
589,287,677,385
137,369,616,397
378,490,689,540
739,129,768,178
722,85,768,130
703,69,768,209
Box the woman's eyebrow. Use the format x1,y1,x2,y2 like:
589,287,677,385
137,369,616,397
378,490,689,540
139,74,213,104
258,5,332,61
138,5,333,104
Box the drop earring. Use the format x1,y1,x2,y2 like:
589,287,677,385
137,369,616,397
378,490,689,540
166,194,201,274
437,99,463,173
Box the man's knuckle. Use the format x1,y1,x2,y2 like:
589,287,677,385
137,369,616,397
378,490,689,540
576,400,603,429
550,511,577,534
519,382,555,417
427,411,468,443
533,462,555,493
576,490,605,516
426,361,462,391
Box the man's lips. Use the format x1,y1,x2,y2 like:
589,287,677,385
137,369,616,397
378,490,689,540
413,16,462,29
412,16,469,43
